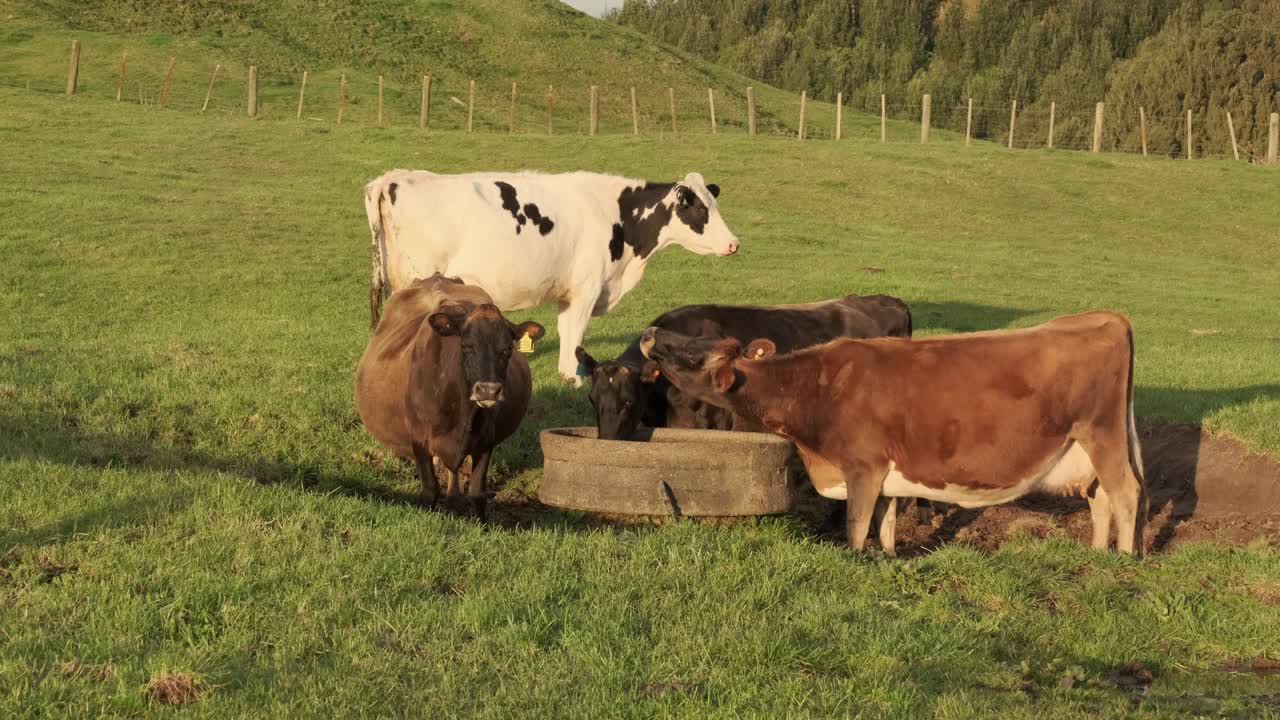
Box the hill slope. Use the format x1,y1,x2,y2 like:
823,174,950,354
1,0,863,136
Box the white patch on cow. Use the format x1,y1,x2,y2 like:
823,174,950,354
363,169,741,384
879,442,1096,508
639,202,662,222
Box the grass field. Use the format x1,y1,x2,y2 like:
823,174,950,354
0,2,861,138
3,80,1280,718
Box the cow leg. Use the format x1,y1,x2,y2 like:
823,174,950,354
844,465,887,551
411,442,439,508
556,296,597,386
873,496,898,557
915,499,933,526
1080,437,1145,557
1086,480,1112,550
466,451,492,522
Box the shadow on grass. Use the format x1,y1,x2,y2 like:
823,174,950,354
0,392,619,543
907,300,1042,333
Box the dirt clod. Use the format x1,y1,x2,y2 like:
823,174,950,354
145,671,209,706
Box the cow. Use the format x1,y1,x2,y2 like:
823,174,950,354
363,169,740,385
639,310,1147,557
355,273,545,520
574,294,913,441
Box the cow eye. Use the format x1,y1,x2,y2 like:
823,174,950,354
677,187,695,207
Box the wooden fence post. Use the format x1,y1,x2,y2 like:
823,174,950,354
467,80,475,132
1007,98,1017,149
65,39,80,96
965,97,972,146
920,93,931,144
630,86,639,135
159,57,176,110
1269,113,1279,164
590,85,599,136
1139,106,1148,156
708,88,717,134
201,64,221,113
337,73,346,125
1047,101,1055,148
835,92,843,141
1092,102,1104,152
880,94,887,143
247,65,258,117
420,75,432,129
1185,109,1193,160
116,52,127,101
798,91,807,141
296,71,308,119
1226,111,1240,161
377,75,384,127
746,87,756,136
668,87,677,136
509,81,517,133
547,85,554,135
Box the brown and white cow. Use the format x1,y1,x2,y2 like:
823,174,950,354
356,273,544,519
640,311,1147,556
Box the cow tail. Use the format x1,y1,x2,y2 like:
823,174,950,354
364,180,391,330
903,304,914,338
1125,324,1144,482
1124,321,1148,554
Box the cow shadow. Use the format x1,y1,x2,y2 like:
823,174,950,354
926,383,1280,553
0,411,423,520
906,301,1042,334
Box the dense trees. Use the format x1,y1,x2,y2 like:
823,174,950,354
609,0,1280,154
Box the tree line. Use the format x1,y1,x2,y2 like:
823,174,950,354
608,0,1280,156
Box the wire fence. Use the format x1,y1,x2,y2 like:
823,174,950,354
25,39,1280,164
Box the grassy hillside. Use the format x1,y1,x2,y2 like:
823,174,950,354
0,0,863,137
3,85,1280,716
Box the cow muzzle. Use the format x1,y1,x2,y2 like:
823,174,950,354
470,382,504,408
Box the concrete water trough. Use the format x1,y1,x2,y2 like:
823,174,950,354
538,427,796,517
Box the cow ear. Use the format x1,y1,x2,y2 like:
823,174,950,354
744,338,776,360
428,311,463,336
511,320,546,341
710,338,743,362
706,183,720,198
575,346,599,374
640,360,662,383
712,361,737,393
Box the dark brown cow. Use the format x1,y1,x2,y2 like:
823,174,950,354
640,311,1147,556
575,294,912,440
356,274,544,519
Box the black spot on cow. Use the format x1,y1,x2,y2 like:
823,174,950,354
674,186,708,234
388,182,399,205
523,203,555,235
609,223,626,261
611,182,675,261
494,182,555,236
495,181,522,229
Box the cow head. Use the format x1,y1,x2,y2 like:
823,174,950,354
428,303,545,408
638,326,775,406
575,346,662,440
661,172,738,256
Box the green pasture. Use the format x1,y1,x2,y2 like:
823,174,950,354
1,84,1279,717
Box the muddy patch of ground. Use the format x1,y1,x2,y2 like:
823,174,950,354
490,419,1280,553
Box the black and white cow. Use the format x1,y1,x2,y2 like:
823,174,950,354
364,170,740,384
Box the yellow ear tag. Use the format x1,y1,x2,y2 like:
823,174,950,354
518,333,534,354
